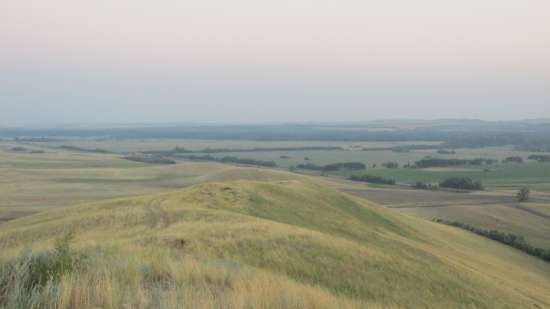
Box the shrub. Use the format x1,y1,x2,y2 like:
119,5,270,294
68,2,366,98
503,156,523,163
124,155,177,165
413,182,438,190
439,177,483,190
0,231,88,308
348,175,396,185
434,219,550,263
382,161,399,169
528,154,550,162
516,187,530,202
414,158,494,168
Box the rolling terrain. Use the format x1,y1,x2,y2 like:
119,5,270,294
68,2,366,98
1,179,549,309
323,177,550,249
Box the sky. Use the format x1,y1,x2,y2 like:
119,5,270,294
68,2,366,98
1,0,549,125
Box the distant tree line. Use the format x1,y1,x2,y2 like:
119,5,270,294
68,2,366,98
145,146,343,156
528,154,550,162
362,144,438,153
348,174,396,185
439,177,483,190
59,145,111,154
413,182,439,190
123,155,176,165
381,161,399,168
9,147,45,154
182,155,277,167
515,145,550,153
434,219,550,263
414,158,497,168
295,162,366,172
503,156,523,163
437,149,456,154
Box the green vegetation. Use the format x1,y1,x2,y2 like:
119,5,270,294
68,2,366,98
123,155,177,165
145,146,343,155
183,155,278,167
413,181,439,190
3,133,550,308
296,162,366,172
503,156,523,163
434,219,550,262
516,187,530,202
414,158,496,168
381,161,399,168
439,177,483,190
0,180,549,309
528,154,550,162
348,174,396,185
58,145,111,153
437,149,456,154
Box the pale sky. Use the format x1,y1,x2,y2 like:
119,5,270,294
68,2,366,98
1,0,549,124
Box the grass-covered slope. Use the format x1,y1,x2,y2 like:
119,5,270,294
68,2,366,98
1,180,549,309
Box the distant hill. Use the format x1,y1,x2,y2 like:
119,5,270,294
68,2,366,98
0,180,549,309
2,119,550,148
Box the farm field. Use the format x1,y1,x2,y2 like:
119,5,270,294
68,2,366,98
3,138,550,252
26,138,550,190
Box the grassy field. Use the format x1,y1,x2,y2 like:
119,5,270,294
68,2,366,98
0,141,298,222
321,177,550,249
3,138,550,250
1,179,549,309
31,138,439,153
22,138,550,190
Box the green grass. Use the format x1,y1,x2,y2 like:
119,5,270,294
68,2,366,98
1,180,549,309
0,142,299,222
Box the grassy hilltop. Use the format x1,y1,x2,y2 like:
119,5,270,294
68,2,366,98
1,179,549,309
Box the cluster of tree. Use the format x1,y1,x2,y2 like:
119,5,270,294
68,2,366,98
182,155,277,167
362,145,438,152
528,154,550,162
437,149,456,154
296,162,366,172
439,177,484,190
9,147,45,154
413,181,439,190
145,146,342,156
13,137,64,142
516,187,530,202
123,155,176,165
59,145,111,154
503,156,523,163
433,219,550,263
414,158,496,168
10,146,27,152
348,174,396,185
381,161,399,168
515,145,550,153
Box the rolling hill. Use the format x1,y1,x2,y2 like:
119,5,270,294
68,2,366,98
1,179,549,309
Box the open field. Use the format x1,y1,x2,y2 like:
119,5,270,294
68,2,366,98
320,177,550,249
2,139,550,251
0,141,299,222
25,138,550,190
27,138,440,153
1,179,549,309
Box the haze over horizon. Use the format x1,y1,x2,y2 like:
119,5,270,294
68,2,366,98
2,0,549,125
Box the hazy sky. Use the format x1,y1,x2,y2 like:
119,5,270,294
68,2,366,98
1,0,549,124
